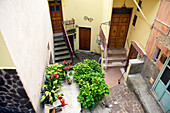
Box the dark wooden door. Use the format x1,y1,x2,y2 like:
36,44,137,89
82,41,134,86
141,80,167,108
49,2,63,33
109,9,132,48
128,45,138,59
79,27,91,50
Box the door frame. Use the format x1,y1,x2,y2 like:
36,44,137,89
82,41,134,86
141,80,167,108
152,54,170,112
108,8,133,48
79,27,91,51
48,1,64,33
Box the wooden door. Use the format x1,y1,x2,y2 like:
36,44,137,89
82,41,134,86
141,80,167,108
128,45,138,59
49,2,63,33
152,55,170,112
109,9,132,48
79,27,91,50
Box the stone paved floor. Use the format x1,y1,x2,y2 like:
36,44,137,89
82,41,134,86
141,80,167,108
73,50,101,64
103,83,144,113
104,68,124,88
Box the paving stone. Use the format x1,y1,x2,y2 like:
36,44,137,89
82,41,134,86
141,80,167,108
103,83,144,113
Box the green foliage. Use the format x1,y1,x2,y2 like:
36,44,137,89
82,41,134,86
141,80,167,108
73,59,110,108
40,62,72,105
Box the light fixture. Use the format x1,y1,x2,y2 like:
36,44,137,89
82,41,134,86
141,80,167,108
122,0,126,10
83,16,94,22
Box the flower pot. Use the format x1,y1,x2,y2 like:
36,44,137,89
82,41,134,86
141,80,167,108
68,82,72,85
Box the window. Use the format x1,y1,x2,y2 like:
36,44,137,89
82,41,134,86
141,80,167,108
56,6,60,11
160,67,170,85
132,15,137,26
137,0,142,12
160,54,167,64
50,6,55,11
152,46,161,62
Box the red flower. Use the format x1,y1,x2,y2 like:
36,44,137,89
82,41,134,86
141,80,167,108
63,67,67,70
55,74,57,77
56,70,58,72
52,73,54,75
50,77,53,80
68,66,70,70
69,63,71,66
63,60,67,64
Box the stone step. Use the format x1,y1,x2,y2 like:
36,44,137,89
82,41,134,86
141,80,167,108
55,55,71,61
103,56,127,62
108,48,127,55
54,37,65,42
55,50,69,56
53,32,63,38
103,61,126,68
54,46,68,51
54,41,66,47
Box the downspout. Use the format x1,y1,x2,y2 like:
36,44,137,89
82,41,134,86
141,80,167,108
133,0,151,28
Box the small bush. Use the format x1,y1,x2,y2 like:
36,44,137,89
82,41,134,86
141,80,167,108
73,59,110,108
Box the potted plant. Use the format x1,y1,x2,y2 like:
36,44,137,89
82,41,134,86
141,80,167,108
40,71,64,105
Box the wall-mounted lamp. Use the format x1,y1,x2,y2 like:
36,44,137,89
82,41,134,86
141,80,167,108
83,16,94,22
122,0,126,10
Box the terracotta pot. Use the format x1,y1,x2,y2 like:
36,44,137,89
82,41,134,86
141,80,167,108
68,82,72,85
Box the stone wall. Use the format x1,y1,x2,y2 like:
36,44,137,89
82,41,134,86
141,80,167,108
129,63,144,74
141,56,160,89
0,69,35,113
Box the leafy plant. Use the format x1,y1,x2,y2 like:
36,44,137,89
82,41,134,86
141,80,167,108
40,61,72,105
40,84,63,105
73,59,110,108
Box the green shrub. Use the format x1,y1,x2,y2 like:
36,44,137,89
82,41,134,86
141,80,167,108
73,59,110,108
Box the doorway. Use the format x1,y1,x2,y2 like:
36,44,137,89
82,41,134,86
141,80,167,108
108,8,132,48
79,27,91,50
49,1,63,33
152,55,170,112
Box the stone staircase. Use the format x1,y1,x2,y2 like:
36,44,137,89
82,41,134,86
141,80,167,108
103,48,127,68
53,33,72,64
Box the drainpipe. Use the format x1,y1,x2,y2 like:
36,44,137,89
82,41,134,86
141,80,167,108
133,0,151,28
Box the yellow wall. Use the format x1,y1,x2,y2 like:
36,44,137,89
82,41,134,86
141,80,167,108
0,31,14,67
101,0,113,44
123,0,160,52
62,0,104,53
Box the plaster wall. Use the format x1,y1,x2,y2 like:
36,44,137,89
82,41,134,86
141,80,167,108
62,0,104,53
145,0,170,70
0,0,54,112
0,31,14,67
123,0,160,52
101,0,113,44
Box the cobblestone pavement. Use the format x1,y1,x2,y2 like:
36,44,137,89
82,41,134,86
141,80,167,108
73,50,101,64
103,83,144,113
82,83,144,113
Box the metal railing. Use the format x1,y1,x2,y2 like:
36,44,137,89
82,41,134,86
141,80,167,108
152,19,170,36
62,19,75,64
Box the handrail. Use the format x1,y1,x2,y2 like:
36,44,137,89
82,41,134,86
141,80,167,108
99,26,108,69
62,19,74,64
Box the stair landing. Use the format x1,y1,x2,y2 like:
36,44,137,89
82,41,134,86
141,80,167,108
103,48,127,69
